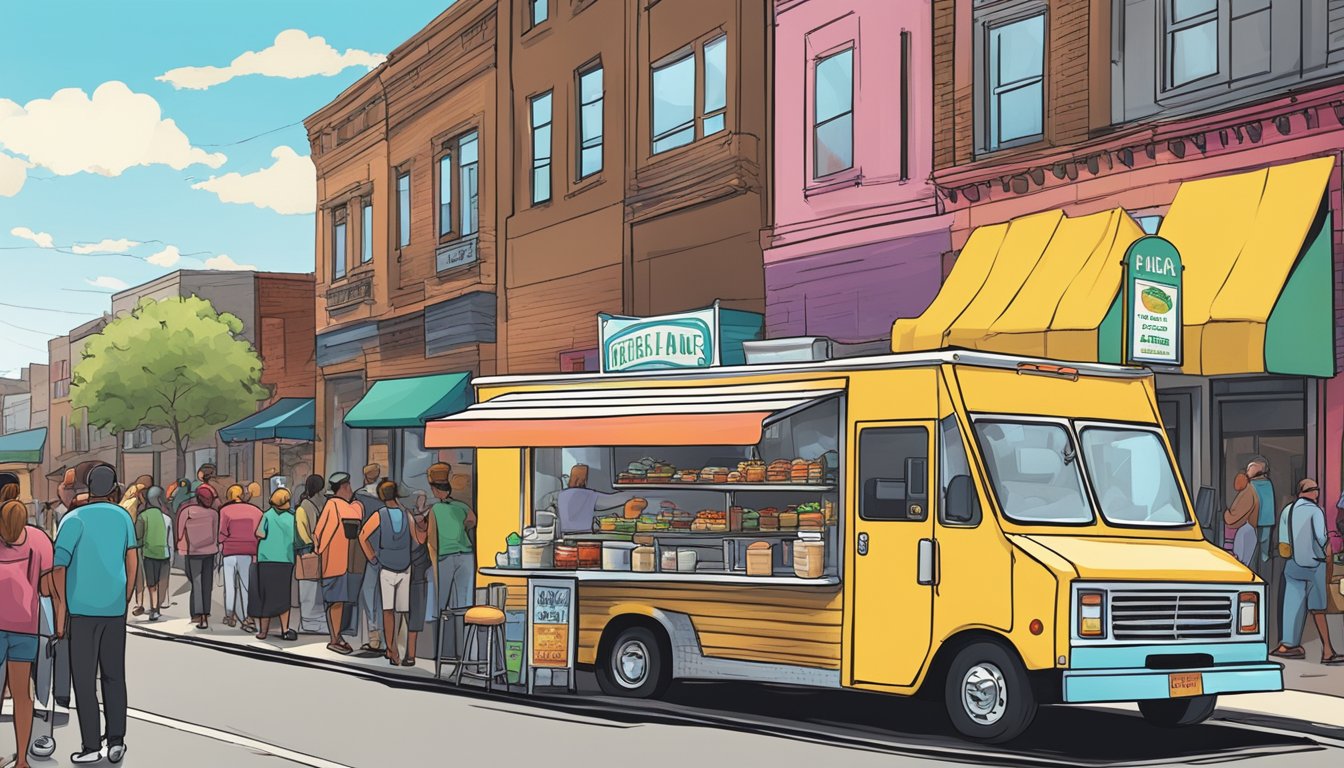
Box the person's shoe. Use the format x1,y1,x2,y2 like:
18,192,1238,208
148,610,161,621
401,658,415,667
326,642,352,655
29,735,55,758
280,630,298,641
131,607,144,616
107,743,126,763
70,749,101,764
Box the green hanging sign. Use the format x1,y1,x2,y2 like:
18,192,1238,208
1123,235,1183,367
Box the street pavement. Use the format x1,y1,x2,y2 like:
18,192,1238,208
3,569,1344,766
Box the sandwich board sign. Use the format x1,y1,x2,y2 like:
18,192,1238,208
1123,235,1183,367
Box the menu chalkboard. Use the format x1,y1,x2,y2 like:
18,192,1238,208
527,578,576,672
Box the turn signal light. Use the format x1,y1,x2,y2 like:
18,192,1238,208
1078,590,1106,638
1238,592,1260,634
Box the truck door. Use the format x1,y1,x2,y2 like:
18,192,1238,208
850,421,936,688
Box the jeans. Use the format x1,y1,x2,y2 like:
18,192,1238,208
435,552,475,658
1281,561,1328,647
69,616,127,752
297,580,329,634
187,554,216,617
222,554,252,619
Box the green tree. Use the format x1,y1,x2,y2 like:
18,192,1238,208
72,296,268,478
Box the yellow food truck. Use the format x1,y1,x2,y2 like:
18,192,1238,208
426,349,1279,743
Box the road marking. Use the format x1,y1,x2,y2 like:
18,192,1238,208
122,706,357,768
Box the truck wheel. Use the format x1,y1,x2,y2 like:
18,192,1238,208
1138,695,1217,727
944,641,1037,743
596,625,669,699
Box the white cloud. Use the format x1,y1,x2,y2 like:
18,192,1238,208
157,29,386,90
147,244,182,267
191,146,315,215
10,227,53,248
72,238,141,255
86,276,129,291
0,152,29,197
0,81,226,178
204,254,255,271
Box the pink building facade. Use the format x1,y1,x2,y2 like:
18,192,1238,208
763,0,950,344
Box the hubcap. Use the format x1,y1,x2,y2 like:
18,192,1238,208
613,639,649,688
961,662,1008,725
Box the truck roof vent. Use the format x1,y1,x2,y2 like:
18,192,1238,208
742,337,833,365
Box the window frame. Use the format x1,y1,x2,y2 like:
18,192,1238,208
969,414,1097,527
530,91,554,206
576,61,605,181
811,44,856,180
1164,0,1222,90
458,130,480,237
973,0,1049,156
331,205,349,281
856,423,932,523
527,0,549,31
650,30,731,157
437,150,454,240
360,199,373,264
395,170,412,249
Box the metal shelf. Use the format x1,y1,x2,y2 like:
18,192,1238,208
612,483,836,492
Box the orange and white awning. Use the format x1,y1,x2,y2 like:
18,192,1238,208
424,385,843,448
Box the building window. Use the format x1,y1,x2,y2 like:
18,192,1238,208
1167,0,1219,87
813,47,854,178
979,8,1046,152
360,200,373,264
652,33,729,155
438,153,453,238
396,172,411,248
702,35,727,137
531,91,553,205
459,132,479,236
331,207,348,280
577,64,604,179
530,0,548,29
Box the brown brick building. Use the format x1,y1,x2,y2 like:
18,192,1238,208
501,0,771,372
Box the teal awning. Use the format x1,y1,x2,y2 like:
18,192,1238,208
0,428,46,464
219,398,315,443
344,373,472,429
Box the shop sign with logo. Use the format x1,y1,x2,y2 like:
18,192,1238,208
599,303,721,373
1123,235,1183,366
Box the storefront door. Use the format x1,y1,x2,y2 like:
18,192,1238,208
850,421,936,688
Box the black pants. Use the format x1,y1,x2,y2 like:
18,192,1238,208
187,554,216,617
69,615,127,752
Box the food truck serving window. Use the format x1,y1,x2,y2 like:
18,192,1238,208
973,420,1094,525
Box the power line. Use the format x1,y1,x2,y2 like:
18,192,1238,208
0,317,65,337
198,120,303,148
0,301,98,317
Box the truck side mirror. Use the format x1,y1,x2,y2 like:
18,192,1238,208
945,474,980,525
1194,486,1215,531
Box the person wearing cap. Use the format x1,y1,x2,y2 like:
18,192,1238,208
51,463,137,764
1271,479,1344,664
177,485,221,631
426,463,476,658
253,488,298,641
314,472,364,655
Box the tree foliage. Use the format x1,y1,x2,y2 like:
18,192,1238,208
71,296,267,472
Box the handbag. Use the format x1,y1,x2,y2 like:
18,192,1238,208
1279,501,1296,559
296,551,321,581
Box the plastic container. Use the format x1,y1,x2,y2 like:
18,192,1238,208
746,541,773,576
602,542,637,571
661,549,679,572
793,532,825,579
522,542,549,569
553,544,578,570
677,549,698,573
506,532,523,568
632,546,657,573
577,541,602,569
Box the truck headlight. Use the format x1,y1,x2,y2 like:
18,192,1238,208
1238,591,1260,634
1078,590,1106,638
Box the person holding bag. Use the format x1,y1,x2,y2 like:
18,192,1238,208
1223,471,1259,569
293,475,327,635
1271,479,1344,664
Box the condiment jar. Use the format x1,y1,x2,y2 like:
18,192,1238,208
632,545,657,573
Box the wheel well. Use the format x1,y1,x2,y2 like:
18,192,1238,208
597,614,672,669
918,630,1027,700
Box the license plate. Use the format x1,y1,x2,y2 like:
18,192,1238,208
1169,672,1203,698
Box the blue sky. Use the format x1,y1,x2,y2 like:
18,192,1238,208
0,0,451,376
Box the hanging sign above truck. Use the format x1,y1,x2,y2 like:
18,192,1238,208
1123,235,1183,367
599,304,721,373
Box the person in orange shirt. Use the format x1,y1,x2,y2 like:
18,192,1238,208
314,472,363,655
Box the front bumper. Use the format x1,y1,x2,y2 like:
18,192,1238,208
1061,643,1283,704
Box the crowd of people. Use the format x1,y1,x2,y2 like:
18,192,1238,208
0,456,478,766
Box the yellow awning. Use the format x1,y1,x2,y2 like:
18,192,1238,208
893,156,1336,376
1159,156,1334,376
893,208,1142,360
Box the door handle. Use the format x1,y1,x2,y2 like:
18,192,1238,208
917,538,938,586
857,532,869,556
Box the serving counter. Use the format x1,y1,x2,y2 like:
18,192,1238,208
480,567,840,587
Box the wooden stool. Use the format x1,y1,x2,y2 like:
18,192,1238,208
451,606,508,691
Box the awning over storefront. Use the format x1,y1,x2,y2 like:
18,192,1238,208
0,428,46,464
219,398,315,443
344,372,472,429
892,156,1336,377
425,385,843,448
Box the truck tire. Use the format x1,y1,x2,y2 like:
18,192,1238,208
943,640,1037,743
596,625,669,699
1138,695,1217,727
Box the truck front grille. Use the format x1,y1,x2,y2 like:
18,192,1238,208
1110,592,1234,641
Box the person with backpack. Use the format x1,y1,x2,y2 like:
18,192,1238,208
358,480,423,666
0,498,54,768
1271,479,1344,664
135,487,173,622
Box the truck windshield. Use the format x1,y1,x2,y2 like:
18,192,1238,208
1079,426,1190,526
973,421,1093,524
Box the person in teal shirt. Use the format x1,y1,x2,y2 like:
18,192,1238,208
1247,457,1277,571
52,464,137,764
253,489,298,641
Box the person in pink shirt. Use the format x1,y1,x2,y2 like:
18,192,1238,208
218,485,262,634
177,486,220,630
0,498,55,768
